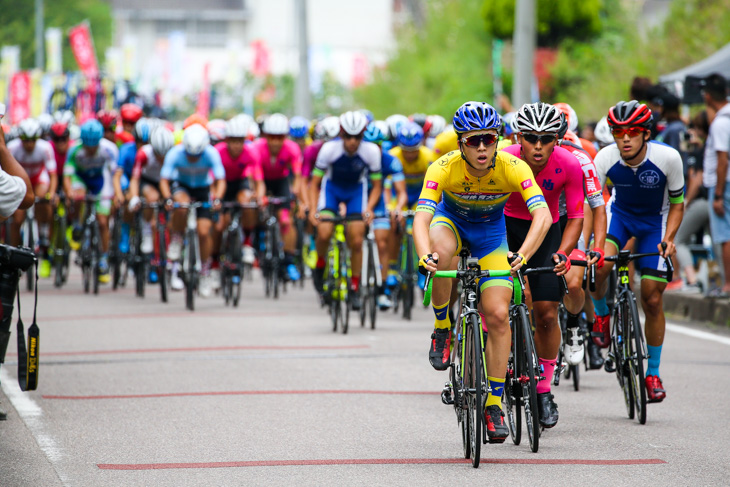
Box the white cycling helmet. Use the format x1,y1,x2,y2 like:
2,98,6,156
594,116,613,148
514,102,563,134
315,116,340,140
225,116,250,138
53,109,75,125
151,127,175,158
207,119,227,143
427,114,447,137
262,113,289,135
182,124,210,156
18,118,42,139
339,110,368,136
385,114,409,140
37,113,55,136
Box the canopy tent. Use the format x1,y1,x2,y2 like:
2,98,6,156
659,43,730,103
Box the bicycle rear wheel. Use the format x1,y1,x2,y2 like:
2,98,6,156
626,297,647,424
368,253,377,330
465,313,482,468
614,299,634,419
158,227,168,303
111,212,122,290
518,306,540,453
505,309,522,445
185,236,196,311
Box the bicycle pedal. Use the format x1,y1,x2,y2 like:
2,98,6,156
604,357,616,373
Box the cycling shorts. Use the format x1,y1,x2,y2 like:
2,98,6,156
139,176,161,197
223,178,251,203
69,173,113,216
431,205,512,292
506,216,562,302
171,181,212,220
29,169,50,188
265,177,291,200
606,206,671,282
317,178,367,217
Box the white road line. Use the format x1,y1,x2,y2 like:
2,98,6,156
667,322,730,346
0,368,69,486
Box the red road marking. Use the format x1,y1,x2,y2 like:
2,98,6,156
97,457,667,470
44,390,437,400
38,310,287,322
23,344,369,357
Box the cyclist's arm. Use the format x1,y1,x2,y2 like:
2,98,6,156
128,176,140,199
212,178,226,201
366,172,382,215
591,204,607,253
413,210,434,268
309,172,323,215
159,179,172,200
47,171,58,199
44,143,58,197
393,179,408,211
0,135,34,210
516,206,551,262
113,168,124,199
255,178,266,203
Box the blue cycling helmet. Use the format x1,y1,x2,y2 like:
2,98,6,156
289,116,310,139
452,101,501,135
396,122,424,149
359,109,375,124
80,119,104,147
363,121,386,144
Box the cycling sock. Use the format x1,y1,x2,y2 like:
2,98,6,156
432,301,450,330
566,312,580,329
351,275,360,292
388,260,398,274
646,344,662,377
316,257,325,269
536,357,557,394
486,376,505,408
591,295,609,316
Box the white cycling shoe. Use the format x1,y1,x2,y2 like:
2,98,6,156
564,327,585,366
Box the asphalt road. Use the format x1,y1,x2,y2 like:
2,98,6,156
1,267,729,486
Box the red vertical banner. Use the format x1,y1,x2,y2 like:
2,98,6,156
68,22,99,78
351,54,369,87
196,63,211,119
9,72,31,124
251,40,271,78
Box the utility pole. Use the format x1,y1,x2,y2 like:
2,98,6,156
294,0,312,118
35,0,44,70
511,0,536,107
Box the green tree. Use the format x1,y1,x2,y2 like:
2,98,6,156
481,0,604,46
354,0,493,119
0,0,111,71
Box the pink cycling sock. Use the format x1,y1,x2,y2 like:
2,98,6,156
536,357,557,394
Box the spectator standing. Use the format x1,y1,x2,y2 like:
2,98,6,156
702,73,730,297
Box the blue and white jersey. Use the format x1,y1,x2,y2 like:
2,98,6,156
594,141,684,217
160,144,225,189
381,150,405,182
313,139,382,188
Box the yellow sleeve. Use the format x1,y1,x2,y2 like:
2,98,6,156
415,156,447,215
434,129,458,155
503,154,548,214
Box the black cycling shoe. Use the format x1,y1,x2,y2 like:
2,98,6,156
537,392,559,428
0,402,7,421
428,328,451,371
586,340,604,370
485,405,509,443
350,292,362,311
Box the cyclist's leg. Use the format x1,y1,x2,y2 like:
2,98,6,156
170,184,191,234
9,207,25,247
33,172,53,250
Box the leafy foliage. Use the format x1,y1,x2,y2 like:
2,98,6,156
481,0,604,46
0,0,112,71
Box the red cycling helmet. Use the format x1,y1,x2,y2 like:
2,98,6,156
50,122,70,139
607,100,652,129
97,110,119,131
120,103,144,124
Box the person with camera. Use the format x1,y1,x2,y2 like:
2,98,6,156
0,110,35,420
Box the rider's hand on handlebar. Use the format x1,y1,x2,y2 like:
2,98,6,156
552,250,570,276
114,192,125,207
508,251,526,275
418,252,439,275
164,198,174,211
363,211,373,225
128,195,141,212
659,240,676,259
589,247,605,268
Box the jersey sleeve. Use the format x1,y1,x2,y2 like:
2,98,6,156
576,153,605,209
64,145,79,177
593,146,613,187
244,145,263,181
506,158,547,215
386,153,405,183
0,171,26,218
665,147,685,204
364,143,382,180
288,142,303,176
132,148,147,180
313,141,335,177
160,149,178,180
42,142,57,174
416,158,445,215
564,155,586,219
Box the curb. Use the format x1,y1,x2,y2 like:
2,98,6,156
663,290,730,327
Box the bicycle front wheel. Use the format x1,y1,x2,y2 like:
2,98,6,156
518,306,540,453
185,236,196,311
627,297,647,424
504,309,522,445
465,313,482,468
158,228,168,303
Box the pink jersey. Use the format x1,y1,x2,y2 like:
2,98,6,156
51,140,68,179
215,141,263,182
560,140,604,209
253,138,302,181
503,145,584,223
302,140,324,179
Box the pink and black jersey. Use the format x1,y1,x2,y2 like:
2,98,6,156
503,145,584,223
253,138,302,181
215,141,263,182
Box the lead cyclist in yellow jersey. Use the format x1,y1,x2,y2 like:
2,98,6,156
414,101,551,443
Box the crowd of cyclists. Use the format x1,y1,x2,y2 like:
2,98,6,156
0,93,687,447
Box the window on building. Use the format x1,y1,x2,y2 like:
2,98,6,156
155,19,229,48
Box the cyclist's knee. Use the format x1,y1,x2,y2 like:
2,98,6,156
197,219,212,234
641,289,663,317
533,303,558,331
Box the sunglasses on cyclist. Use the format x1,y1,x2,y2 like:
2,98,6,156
342,133,364,140
611,127,646,138
460,133,498,147
521,133,556,145
51,136,69,142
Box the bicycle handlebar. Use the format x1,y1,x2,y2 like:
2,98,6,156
422,268,511,306
604,242,674,274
